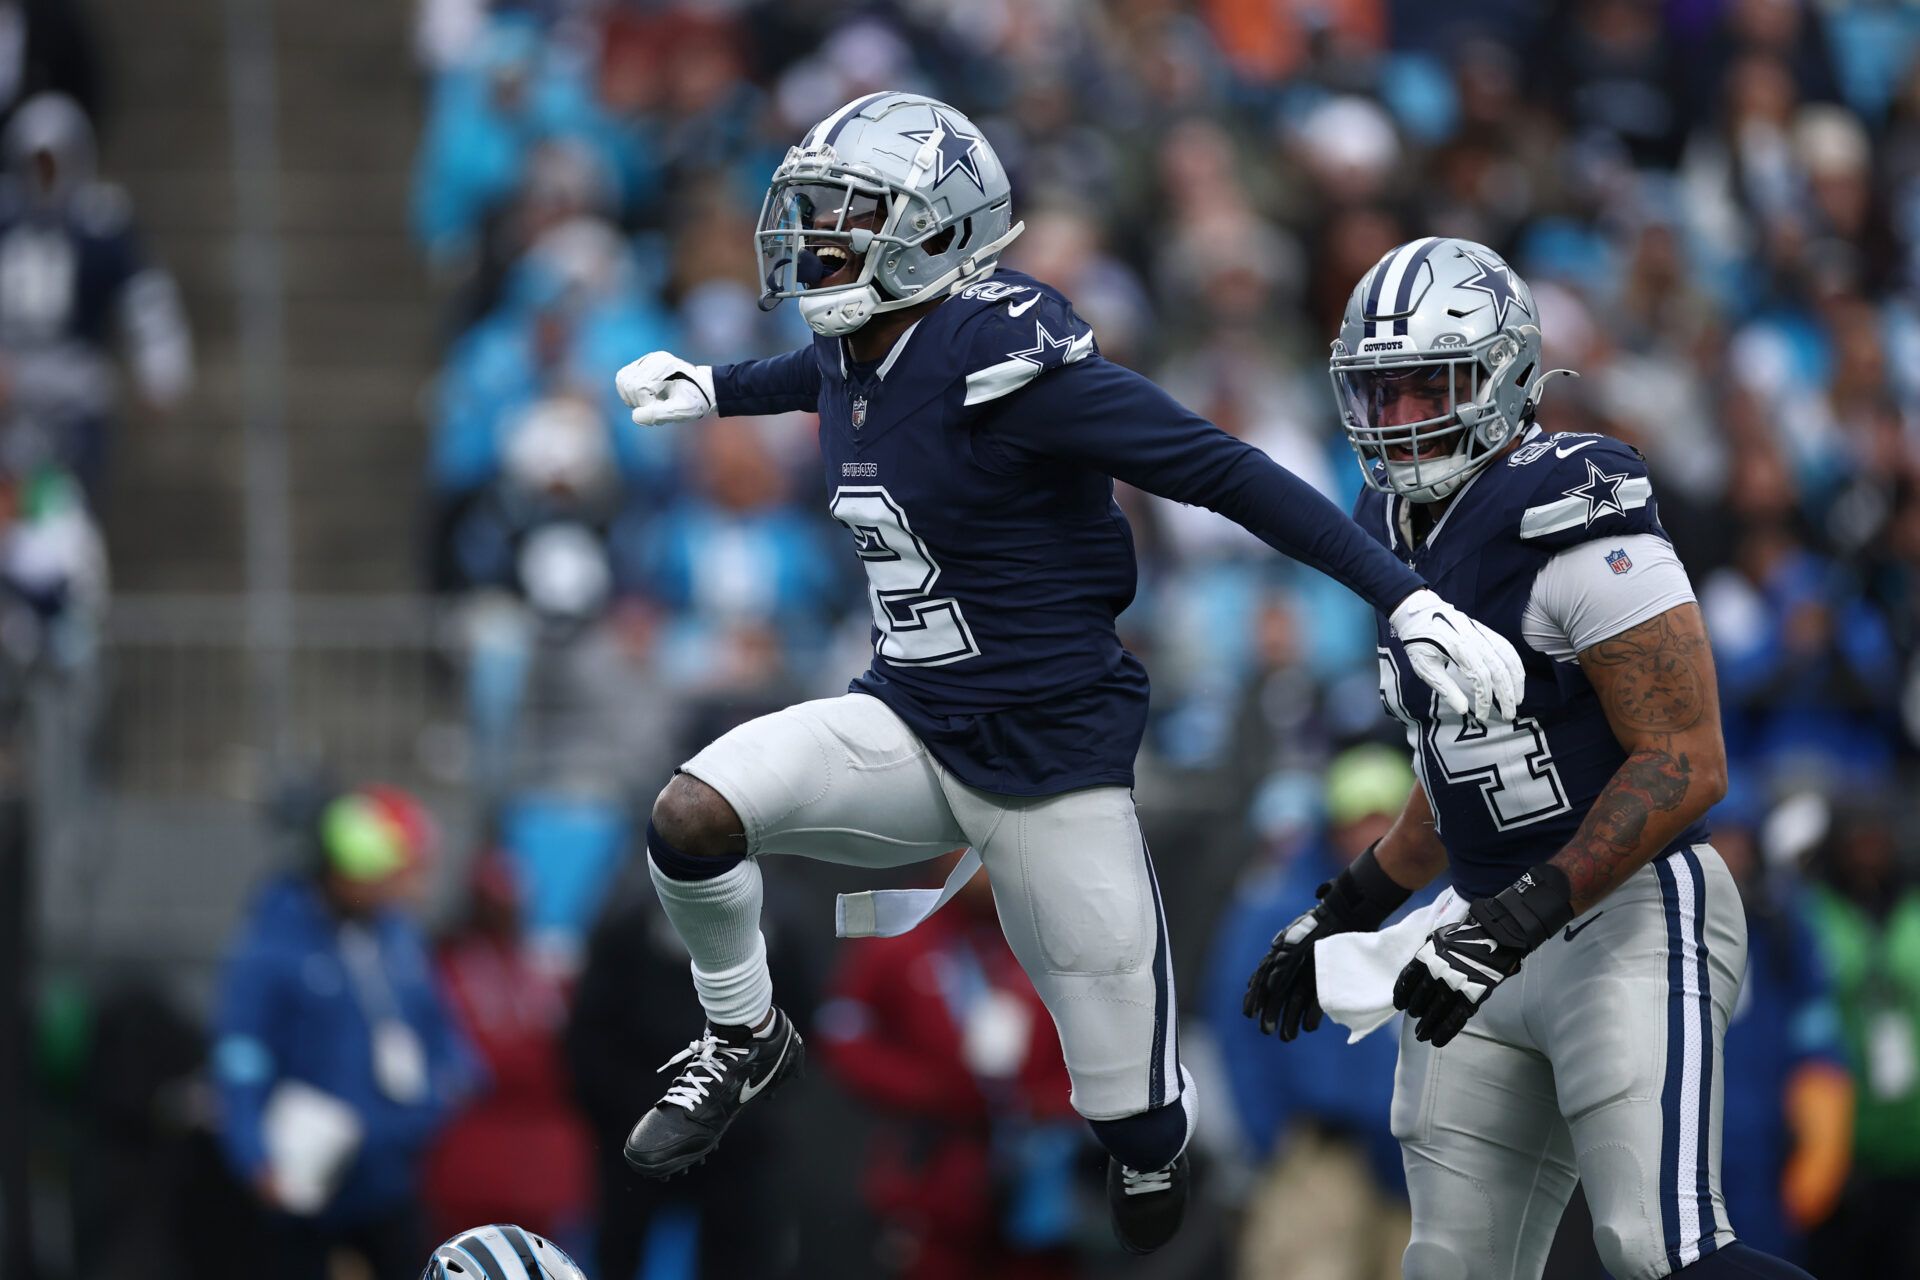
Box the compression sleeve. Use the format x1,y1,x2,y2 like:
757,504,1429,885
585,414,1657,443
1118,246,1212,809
711,345,823,417
983,355,1425,612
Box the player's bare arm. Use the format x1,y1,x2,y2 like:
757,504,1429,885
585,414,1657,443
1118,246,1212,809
1551,603,1727,914
1373,779,1449,892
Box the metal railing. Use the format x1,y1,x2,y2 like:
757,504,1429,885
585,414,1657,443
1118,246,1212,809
32,594,473,977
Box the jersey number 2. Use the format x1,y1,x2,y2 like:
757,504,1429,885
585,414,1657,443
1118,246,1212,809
1379,649,1570,831
832,486,980,666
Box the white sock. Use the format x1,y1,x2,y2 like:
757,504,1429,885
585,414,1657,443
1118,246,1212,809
647,854,774,1030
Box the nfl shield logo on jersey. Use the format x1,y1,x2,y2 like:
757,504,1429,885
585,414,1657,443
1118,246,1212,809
1606,548,1632,575
851,395,868,429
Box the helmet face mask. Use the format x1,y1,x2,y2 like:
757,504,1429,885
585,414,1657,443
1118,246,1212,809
755,168,935,308
754,93,1023,336
1329,238,1546,504
1330,345,1511,503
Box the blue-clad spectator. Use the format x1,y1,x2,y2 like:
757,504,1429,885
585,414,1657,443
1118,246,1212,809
1717,787,1854,1263
1206,744,1437,1279
626,413,849,690
211,787,479,1280
1703,522,1901,786
431,218,677,502
411,15,629,266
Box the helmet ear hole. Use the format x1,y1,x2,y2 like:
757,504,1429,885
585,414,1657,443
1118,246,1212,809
924,225,956,255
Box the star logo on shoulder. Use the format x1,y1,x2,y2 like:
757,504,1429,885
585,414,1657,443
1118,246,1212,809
1458,252,1529,330
1010,319,1076,367
900,111,986,193
1564,458,1629,526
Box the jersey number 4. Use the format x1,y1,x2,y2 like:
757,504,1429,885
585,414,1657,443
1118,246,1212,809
831,486,980,666
1379,649,1570,831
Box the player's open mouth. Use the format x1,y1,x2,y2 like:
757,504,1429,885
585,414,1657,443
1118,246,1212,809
811,245,858,288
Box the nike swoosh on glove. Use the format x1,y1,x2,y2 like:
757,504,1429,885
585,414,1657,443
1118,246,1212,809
615,352,715,426
1389,588,1526,724
1392,864,1573,1046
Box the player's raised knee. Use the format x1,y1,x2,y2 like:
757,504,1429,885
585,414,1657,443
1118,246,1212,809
650,773,744,858
1400,1243,1474,1280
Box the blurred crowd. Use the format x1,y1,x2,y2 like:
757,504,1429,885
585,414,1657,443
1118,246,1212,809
22,0,1920,1277
391,0,1920,1275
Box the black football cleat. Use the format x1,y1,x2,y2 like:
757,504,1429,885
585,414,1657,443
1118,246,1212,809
622,1009,804,1179
1107,1152,1190,1255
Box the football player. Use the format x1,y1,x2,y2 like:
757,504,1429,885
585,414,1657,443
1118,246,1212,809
1245,237,1816,1280
612,95,1524,1254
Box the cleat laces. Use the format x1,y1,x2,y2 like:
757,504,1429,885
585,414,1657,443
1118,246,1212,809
1120,1165,1176,1196
657,1032,750,1111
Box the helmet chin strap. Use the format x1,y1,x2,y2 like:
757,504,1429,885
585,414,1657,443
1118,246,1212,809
798,285,879,336
796,220,1027,337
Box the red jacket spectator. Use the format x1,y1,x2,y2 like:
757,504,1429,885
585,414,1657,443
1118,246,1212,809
422,854,590,1241
816,859,1083,1280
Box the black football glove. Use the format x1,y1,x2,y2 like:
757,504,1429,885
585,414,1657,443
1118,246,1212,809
1393,864,1575,1047
1244,844,1411,1040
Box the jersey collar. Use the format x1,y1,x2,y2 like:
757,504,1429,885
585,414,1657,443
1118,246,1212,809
1393,448,1500,557
838,318,925,382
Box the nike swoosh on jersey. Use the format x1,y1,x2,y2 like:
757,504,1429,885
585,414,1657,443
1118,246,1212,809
737,1032,791,1103
1554,439,1598,459
1006,293,1040,317
1562,910,1605,942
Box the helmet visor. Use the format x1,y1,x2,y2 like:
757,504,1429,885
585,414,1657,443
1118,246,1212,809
755,175,919,308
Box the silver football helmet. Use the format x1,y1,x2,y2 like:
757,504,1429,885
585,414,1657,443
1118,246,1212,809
756,91,1024,336
1330,237,1560,503
421,1225,587,1280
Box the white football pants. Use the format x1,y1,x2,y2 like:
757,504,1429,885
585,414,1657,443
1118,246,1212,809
679,692,1183,1121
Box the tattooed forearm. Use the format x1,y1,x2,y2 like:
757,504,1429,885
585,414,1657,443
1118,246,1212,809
1552,747,1694,909
1578,611,1710,734
1556,604,1726,913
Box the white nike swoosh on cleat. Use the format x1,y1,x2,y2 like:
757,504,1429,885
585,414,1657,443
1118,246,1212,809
1555,440,1598,459
1007,294,1040,317
737,1031,790,1103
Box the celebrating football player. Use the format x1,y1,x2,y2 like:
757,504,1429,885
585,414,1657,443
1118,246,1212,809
1245,237,1815,1280
613,95,1524,1254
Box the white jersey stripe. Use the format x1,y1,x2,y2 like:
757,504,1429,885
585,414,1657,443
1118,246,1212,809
1518,476,1653,539
961,329,1095,406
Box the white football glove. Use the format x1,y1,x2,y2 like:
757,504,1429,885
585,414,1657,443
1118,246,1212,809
614,352,715,427
1389,588,1525,724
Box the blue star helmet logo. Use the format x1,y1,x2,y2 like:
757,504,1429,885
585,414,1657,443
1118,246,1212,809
1458,252,1530,330
1564,458,1629,526
900,110,987,193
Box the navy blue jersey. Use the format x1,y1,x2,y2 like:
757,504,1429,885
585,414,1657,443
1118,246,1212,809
711,270,1425,796
1358,430,1710,898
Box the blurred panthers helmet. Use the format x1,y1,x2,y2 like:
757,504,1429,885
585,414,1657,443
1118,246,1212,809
756,91,1023,336
1330,238,1554,503
421,1225,587,1280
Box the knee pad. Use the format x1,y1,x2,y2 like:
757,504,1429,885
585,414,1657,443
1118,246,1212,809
1399,1242,1474,1280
